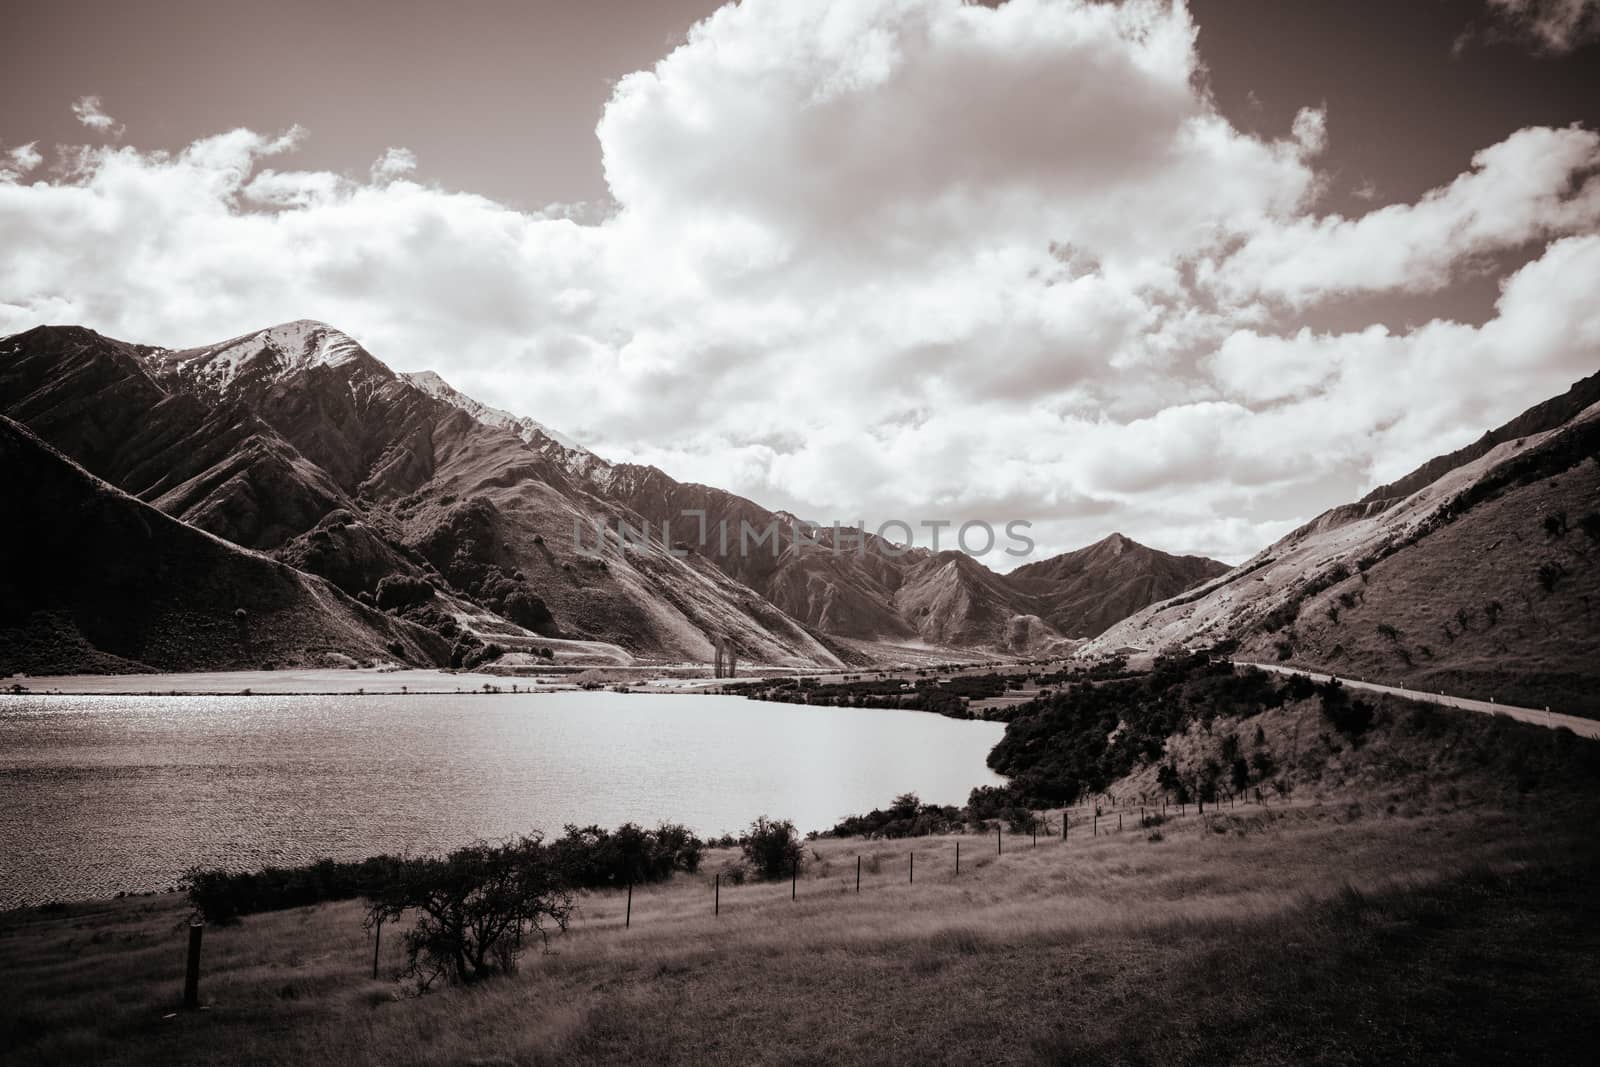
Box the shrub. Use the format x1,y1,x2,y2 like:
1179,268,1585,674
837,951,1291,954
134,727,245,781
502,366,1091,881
547,822,704,887
1321,685,1375,740
1537,560,1567,593
741,816,803,880
1580,511,1600,542
462,642,505,670
363,836,573,991
1542,510,1568,537
1376,622,1401,642
375,574,435,611
450,634,483,668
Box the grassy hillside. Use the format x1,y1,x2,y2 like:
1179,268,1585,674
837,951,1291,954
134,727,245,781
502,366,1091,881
4,801,1595,1065
4,664,1598,1064
1086,387,1600,716
1239,454,1600,713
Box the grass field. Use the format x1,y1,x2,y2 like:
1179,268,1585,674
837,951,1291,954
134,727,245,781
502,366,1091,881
5,791,1597,1066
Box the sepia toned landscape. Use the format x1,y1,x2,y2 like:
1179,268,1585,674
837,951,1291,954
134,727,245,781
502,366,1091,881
3,0,1599,1064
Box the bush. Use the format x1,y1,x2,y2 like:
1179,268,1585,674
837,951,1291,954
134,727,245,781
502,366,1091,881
375,574,435,611
1537,560,1567,593
363,836,573,991
462,642,505,670
547,822,703,887
1321,684,1375,740
501,589,552,630
741,815,803,880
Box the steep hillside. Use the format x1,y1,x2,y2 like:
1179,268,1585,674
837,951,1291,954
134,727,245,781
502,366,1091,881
138,324,843,667
0,417,448,675
2,320,1235,664
1006,532,1229,637
424,372,1218,649
0,326,348,549
1085,374,1600,715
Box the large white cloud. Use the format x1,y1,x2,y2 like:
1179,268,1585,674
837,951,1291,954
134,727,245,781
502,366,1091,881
1,0,1598,567
1205,125,1600,306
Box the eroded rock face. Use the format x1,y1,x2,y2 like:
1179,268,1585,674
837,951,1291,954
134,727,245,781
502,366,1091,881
0,326,348,549
0,416,449,675
1,321,1232,665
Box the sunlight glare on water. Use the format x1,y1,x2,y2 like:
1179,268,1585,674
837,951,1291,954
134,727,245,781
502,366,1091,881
0,691,1005,907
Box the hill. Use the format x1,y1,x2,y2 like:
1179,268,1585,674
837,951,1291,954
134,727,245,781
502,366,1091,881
0,416,448,675
1005,532,1229,637
1084,371,1600,715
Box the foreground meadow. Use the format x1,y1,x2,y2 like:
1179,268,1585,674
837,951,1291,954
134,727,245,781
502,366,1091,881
4,793,1597,1066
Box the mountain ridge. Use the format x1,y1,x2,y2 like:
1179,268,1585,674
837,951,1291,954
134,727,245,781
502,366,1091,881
2,320,1235,668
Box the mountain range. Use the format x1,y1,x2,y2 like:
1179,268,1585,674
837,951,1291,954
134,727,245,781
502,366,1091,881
0,321,1228,675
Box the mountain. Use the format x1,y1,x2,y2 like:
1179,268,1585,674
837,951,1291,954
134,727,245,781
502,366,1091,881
136,322,844,667
1005,532,1229,637
1,320,1231,668
0,416,449,675
1084,370,1600,715
0,326,348,549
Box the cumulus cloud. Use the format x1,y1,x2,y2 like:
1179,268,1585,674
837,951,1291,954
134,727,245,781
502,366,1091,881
370,146,417,183
1,143,42,182
2,0,1598,567
1205,125,1600,305
1483,0,1600,52
70,95,123,136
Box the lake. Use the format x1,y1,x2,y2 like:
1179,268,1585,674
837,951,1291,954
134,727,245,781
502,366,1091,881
0,691,1006,908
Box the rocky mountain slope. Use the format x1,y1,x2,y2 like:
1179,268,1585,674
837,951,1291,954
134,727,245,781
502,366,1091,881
0,416,448,675
0,326,348,549
1007,532,1228,638
1,320,1229,668
446,400,1227,651
1084,371,1600,715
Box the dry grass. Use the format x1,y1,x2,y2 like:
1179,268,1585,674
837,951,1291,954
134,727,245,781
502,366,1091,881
4,795,1597,1066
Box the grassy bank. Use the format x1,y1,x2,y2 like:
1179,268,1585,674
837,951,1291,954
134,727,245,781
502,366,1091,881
4,794,1597,1066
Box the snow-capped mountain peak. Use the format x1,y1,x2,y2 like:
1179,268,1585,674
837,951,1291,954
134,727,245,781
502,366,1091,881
402,369,590,455
154,319,382,394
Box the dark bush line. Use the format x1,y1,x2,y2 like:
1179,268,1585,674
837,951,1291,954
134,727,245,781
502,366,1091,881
982,651,1354,808
182,820,705,924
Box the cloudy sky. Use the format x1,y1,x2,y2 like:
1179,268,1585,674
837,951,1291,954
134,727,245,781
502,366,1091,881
3,0,1598,566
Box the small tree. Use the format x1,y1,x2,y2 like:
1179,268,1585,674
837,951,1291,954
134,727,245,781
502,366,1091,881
741,816,803,881
363,836,573,992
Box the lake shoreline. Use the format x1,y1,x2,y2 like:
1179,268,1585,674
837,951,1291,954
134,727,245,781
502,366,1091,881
0,689,1007,909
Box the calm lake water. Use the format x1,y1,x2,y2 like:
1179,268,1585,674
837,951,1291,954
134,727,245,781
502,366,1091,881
0,691,1005,908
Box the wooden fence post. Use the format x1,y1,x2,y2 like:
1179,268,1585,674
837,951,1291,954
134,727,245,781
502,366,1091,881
910,851,914,884
715,873,720,915
372,915,382,979
626,880,632,929
792,859,798,901
1118,813,1122,832
1093,813,1098,837
997,825,1002,855
856,855,861,893
956,841,960,875
183,922,203,1009
1063,812,1068,841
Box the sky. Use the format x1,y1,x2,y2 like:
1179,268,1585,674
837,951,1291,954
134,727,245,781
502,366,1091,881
2,0,1599,566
